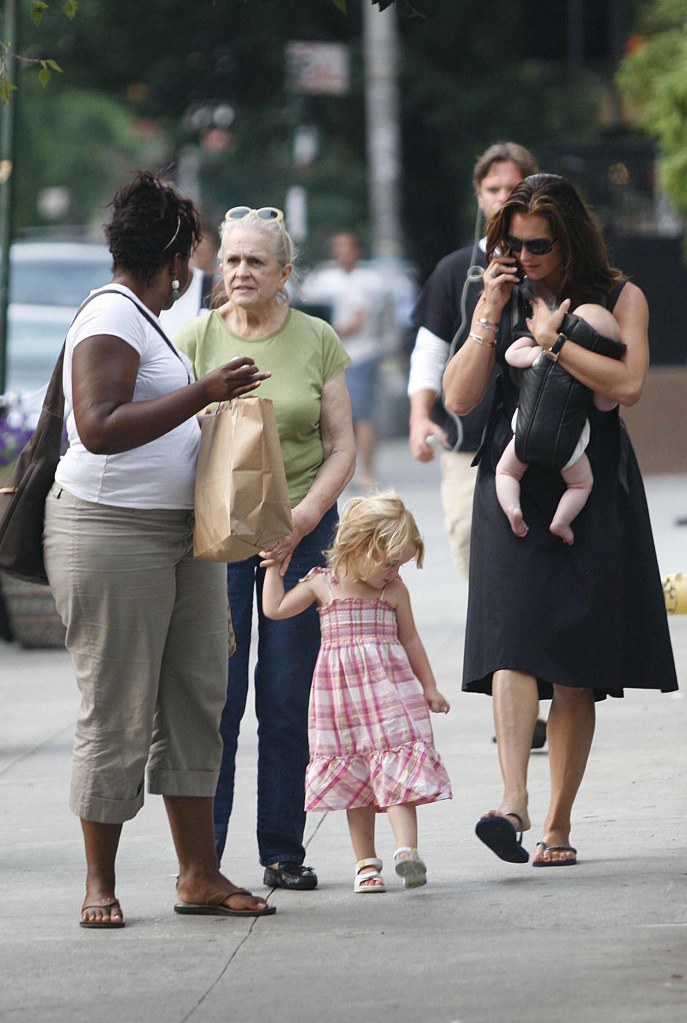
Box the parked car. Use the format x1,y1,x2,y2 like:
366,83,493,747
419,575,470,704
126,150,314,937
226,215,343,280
9,240,112,309
5,306,74,398
4,240,112,395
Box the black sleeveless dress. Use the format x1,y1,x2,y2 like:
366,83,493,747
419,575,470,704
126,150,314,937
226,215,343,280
462,284,678,701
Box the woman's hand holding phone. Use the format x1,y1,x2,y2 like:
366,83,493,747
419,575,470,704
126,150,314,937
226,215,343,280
482,253,520,314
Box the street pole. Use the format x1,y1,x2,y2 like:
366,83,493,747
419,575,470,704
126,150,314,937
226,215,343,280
362,0,402,260
0,0,18,394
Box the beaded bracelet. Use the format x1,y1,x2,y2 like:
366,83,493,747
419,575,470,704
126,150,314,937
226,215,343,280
469,331,496,349
477,317,499,334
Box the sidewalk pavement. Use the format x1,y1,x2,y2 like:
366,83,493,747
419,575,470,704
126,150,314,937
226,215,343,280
1,439,685,1023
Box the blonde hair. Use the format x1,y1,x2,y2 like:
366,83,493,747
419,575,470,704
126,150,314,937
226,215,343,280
326,492,425,580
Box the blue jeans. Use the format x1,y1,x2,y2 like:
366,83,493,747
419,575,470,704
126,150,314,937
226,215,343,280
346,357,380,423
214,506,338,867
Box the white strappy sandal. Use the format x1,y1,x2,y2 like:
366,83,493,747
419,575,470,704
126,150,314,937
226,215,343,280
393,847,427,888
353,858,386,893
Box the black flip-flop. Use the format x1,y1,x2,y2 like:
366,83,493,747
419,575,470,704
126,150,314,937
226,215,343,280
475,813,529,863
532,841,577,867
174,887,276,917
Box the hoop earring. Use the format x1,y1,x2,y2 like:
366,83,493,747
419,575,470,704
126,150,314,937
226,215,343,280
171,278,181,303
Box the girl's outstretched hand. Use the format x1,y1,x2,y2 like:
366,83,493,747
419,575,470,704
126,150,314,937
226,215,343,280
425,687,450,714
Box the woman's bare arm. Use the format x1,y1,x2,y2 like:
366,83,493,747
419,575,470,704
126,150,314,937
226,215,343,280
261,371,356,576
72,337,268,454
295,370,356,530
527,284,649,407
442,254,519,414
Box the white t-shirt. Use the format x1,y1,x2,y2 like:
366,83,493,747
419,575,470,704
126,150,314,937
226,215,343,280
301,264,385,364
55,285,200,509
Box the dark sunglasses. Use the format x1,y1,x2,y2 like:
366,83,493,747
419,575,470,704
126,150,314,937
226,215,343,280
505,234,556,256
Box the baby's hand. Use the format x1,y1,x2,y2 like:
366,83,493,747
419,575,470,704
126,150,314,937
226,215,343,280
425,688,450,714
259,552,280,569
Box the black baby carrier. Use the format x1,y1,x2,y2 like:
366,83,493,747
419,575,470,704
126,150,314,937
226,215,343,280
509,285,627,470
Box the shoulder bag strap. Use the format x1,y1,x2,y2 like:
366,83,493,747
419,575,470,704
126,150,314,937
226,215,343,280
17,286,191,448
39,287,120,420
76,286,192,382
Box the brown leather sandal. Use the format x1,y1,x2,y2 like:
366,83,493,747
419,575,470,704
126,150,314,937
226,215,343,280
80,897,125,928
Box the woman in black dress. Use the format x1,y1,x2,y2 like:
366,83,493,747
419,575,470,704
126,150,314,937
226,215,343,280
442,173,678,867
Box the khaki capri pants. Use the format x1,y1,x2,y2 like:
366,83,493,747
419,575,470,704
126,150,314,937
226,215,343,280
44,485,229,825
439,449,478,581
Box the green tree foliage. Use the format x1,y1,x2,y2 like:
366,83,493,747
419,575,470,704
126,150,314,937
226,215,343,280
8,0,628,275
0,1,78,102
14,77,146,228
1,0,412,102
616,0,687,221
399,2,610,274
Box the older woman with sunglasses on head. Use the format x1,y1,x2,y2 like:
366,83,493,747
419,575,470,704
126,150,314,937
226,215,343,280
443,173,677,869
175,205,355,891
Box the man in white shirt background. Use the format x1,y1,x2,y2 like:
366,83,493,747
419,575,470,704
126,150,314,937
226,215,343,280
302,231,387,489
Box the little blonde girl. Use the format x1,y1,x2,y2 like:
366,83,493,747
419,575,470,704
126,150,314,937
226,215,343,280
262,493,451,893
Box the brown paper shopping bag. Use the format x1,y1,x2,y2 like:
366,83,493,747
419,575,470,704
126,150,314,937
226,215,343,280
193,396,293,563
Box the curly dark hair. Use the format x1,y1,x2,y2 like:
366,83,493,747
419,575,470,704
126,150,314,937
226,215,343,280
104,171,202,283
486,173,625,306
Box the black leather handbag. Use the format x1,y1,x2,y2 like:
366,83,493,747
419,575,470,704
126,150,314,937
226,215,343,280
0,345,66,584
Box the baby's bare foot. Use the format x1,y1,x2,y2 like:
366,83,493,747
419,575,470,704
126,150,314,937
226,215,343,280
550,520,574,545
508,507,529,538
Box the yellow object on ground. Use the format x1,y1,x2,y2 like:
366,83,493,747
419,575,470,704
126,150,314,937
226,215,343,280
662,572,687,614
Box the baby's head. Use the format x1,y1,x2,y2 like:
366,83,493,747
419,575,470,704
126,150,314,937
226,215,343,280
326,492,424,585
573,303,620,341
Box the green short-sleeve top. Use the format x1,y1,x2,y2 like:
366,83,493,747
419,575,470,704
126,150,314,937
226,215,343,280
175,308,351,506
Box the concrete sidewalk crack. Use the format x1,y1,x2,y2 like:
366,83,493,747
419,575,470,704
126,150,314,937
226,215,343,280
179,814,329,1022
179,924,256,1023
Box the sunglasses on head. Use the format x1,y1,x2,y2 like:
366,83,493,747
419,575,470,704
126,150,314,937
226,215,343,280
225,206,285,224
505,234,556,256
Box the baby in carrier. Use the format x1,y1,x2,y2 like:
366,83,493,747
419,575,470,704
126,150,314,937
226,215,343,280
496,303,621,545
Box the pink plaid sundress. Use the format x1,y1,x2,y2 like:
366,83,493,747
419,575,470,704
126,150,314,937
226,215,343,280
304,569,452,812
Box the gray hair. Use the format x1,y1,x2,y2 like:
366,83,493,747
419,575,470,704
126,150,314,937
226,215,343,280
218,210,297,304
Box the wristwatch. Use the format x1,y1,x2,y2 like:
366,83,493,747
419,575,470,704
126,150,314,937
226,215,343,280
544,332,567,362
